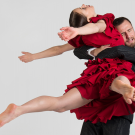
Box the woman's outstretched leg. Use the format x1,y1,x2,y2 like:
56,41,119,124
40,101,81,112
110,76,135,104
0,87,92,127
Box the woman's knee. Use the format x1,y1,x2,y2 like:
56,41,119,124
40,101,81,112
55,108,67,113
116,76,128,80
53,97,68,113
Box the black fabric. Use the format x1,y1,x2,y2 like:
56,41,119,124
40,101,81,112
74,45,135,64
80,116,131,135
132,63,135,72
96,45,135,64
74,45,94,60
122,114,133,124
73,45,135,123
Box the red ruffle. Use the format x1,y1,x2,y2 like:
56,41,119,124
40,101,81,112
65,58,135,123
71,95,135,123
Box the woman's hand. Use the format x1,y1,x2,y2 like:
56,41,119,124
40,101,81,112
58,27,79,41
18,52,34,63
91,45,111,56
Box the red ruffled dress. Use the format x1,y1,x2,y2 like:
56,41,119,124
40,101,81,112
65,13,135,123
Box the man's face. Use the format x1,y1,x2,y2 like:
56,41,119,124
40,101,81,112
116,20,135,47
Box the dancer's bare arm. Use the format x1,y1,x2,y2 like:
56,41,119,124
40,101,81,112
58,20,106,41
18,43,75,63
77,20,106,35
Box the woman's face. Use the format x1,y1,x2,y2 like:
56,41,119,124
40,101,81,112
73,4,96,22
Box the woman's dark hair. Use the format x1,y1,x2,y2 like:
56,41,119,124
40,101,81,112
113,17,132,27
69,11,89,28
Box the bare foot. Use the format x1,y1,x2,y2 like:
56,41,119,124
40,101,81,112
111,80,135,104
0,104,17,127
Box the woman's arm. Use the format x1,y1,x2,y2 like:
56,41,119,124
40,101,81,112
77,20,106,35
58,20,106,41
18,43,75,63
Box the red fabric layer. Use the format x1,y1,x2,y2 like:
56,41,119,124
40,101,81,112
65,58,135,123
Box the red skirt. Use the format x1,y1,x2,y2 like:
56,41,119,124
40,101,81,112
65,58,135,123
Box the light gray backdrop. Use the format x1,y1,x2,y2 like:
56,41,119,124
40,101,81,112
0,0,135,135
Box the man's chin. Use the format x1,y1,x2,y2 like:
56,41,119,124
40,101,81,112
126,42,135,48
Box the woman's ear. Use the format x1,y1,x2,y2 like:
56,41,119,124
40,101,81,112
87,17,90,22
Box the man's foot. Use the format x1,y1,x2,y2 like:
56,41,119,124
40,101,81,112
111,80,135,104
0,104,17,127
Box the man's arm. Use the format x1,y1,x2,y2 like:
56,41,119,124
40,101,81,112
96,45,135,63
74,45,94,60
96,45,135,72
74,45,110,60
74,45,135,64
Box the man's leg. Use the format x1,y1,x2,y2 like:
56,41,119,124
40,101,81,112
102,116,131,135
80,121,103,135
80,116,131,135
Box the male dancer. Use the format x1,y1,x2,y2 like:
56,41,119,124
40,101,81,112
74,17,135,135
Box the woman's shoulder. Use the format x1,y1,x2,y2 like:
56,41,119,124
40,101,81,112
103,13,115,21
103,13,114,18
90,13,115,23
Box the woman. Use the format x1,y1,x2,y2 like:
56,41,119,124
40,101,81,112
0,4,135,127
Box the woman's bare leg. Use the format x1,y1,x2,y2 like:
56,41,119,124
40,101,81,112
0,87,92,127
110,76,135,104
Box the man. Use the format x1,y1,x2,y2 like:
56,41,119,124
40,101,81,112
74,17,135,135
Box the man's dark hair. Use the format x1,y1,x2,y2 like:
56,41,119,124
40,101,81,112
113,17,132,27
69,11,88,28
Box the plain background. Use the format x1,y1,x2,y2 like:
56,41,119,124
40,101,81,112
0,0,135,134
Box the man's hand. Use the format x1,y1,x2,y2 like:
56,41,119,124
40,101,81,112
18,52,34,63
91,45,111,56
58,27,79,41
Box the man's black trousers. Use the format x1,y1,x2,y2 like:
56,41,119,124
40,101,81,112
80,116,131,135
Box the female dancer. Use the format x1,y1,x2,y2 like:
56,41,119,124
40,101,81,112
0,4,135,127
